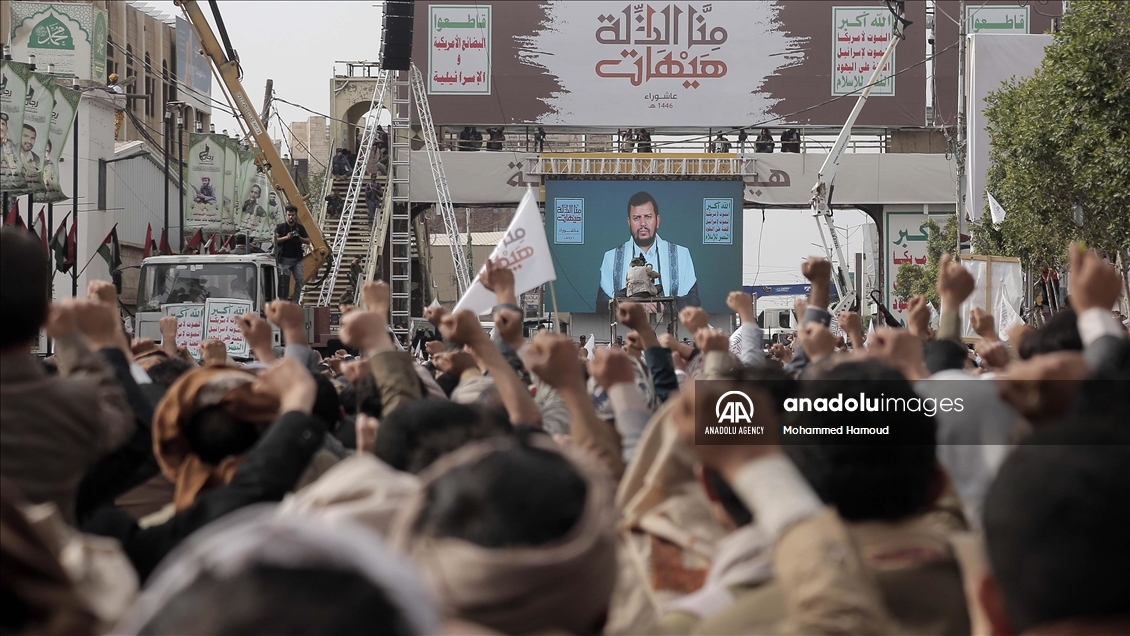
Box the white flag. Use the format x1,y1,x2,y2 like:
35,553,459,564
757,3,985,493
987,192,1007,224
584,334,596,360
454,188,557,316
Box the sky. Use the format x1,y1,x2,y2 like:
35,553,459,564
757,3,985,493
141,0,876,293
144,0,385,146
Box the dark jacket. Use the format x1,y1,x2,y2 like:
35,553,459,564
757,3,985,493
84,411,328,581
0,335,134,525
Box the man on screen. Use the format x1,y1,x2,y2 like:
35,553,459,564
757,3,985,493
597,191,700,309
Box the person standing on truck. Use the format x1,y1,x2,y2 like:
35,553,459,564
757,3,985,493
275,205,311,303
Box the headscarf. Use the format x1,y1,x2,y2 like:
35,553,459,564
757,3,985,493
151,366,279,511
391,437,619,635
113,505,437,635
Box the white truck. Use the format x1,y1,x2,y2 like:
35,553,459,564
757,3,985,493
134,253,336,354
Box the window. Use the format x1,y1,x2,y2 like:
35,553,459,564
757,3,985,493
137,263,258,311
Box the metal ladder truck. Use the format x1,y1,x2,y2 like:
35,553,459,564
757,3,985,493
365,64,473,339
811,0,910,316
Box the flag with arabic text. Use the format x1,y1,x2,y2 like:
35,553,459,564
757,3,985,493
454,188,556,316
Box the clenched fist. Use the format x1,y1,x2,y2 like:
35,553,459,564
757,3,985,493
439,310,488,347
521,332,585,391
590,348,636,390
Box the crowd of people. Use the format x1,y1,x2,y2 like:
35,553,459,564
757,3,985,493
2,224,1127,635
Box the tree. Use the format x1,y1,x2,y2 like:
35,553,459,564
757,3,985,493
893,217,957,306
977,0,1130,270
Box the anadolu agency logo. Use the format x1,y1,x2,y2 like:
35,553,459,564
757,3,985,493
705,390,768,440
715,390,755,424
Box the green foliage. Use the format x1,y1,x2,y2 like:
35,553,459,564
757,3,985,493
893,217,958,305
980,0,1130,268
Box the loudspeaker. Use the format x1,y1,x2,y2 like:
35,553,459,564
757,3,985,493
381,1,414,70
385,1,414,17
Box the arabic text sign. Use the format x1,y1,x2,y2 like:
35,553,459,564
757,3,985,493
554,198,584,244
832,6,896,96
885,212,950,325
202,298,254,358
162,303,205,359
702,198,733,245
592,3,731,93
429,5,491,95
967,6,1029,34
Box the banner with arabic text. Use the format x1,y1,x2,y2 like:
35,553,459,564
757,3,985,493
184,132,225,231
1,61,31,193
412,1,927,127
41,83,80,202
21,72,56,195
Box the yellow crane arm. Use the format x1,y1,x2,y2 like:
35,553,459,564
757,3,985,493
175,0,328,285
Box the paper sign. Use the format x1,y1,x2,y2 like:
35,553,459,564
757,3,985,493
162,303,205,359
202,298,254,358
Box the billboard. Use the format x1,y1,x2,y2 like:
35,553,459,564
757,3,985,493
933,0,1061,125
545,178,745,314
413,0,927,127
8,2,107,84
176,17,212,98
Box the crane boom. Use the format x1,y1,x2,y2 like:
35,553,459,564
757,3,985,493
174,0,329,290
811,0,908,314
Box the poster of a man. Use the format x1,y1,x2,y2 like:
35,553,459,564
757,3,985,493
597,191,700,308
241,183,266,218
41,139,58,192
192,176,216,204
0,113,18,179
19,124,41,182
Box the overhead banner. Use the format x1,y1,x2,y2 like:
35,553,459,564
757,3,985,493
412,1,927,126
408,150,956,206
185,132,225,231
545,178,745,314
9,2,108,84
1,61,31,193
42,83,80,202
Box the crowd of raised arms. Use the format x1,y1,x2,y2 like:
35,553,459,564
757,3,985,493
1,225,1127,636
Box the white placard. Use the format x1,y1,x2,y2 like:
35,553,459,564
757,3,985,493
162,303,205,359
202,298,255,358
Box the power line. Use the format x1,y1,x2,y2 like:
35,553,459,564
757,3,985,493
649,40,961,151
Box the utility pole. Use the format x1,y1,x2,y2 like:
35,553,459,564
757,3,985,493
261,78,273,122
955,0,968,261
163,110,172,243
